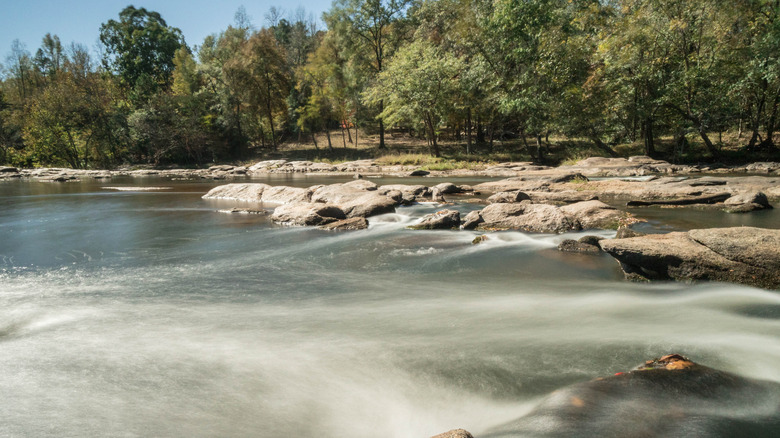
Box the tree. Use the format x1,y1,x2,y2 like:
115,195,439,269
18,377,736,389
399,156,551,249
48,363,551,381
325,0,412,149
99,6,184,98
224,29,291,150
366,40,464,156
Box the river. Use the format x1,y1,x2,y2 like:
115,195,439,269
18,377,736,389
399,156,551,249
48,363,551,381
1,176,779,437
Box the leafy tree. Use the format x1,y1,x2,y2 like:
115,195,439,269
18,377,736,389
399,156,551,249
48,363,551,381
366,40,464,156
100,6,184,98
224,29,291,150
325,0,412,149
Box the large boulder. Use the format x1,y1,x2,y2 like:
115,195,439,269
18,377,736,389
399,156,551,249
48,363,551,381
270,203,346,226
340,192,397,218
202,183,311,204
483,354,780,438
600,227,780,289
476,202,580,233
409,209,461,230
202,183,269,202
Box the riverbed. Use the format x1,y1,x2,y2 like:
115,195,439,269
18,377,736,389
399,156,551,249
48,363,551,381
1,176,779,437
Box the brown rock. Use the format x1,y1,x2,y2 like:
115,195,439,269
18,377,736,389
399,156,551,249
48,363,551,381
409,209,461,230
431,429,474,438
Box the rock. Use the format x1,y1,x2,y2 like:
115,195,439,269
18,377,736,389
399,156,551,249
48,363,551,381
558,239,601,254
476,202,579,233
410,169,430,176
433,182,462,194
550,172,588,183
615,228,645,239
579,235,604,246
483,354,780,438
339,192,397,218
409,209,461,230
0,166,19,173
378,184,428,204
724,191,773,213
319,217,369,231
487,191,531,204
600,227,780,289
431,429,474,438
270,203,346,226
626,192,732,207
461,210,483,230
217,208,267,215
431,187,446,203
560,200,624,230
353,173,363,179
472,234,489,244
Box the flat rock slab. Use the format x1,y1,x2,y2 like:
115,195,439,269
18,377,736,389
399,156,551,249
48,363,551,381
600,227,780,289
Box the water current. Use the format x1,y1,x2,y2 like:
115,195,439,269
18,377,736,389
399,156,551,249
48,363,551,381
1,176,779,437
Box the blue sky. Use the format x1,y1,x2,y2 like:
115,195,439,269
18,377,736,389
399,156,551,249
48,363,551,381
1,0,329,61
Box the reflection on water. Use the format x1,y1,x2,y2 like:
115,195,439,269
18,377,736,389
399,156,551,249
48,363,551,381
1,178,779,437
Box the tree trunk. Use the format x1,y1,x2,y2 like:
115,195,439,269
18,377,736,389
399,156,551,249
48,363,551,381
346,121,353,143
590,134,618,157
311,132,319,150
341,125,347,149
536,134,544,162
644,118,655,157
378,99,386,149
325,128,333,151
466,107,472,154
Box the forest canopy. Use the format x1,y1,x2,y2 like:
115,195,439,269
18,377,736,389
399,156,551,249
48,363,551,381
2,0,780,168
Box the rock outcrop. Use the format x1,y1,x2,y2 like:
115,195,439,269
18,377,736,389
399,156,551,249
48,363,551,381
481,354,780,438
461,200,626,233
319,217,369,230
600,227,780,289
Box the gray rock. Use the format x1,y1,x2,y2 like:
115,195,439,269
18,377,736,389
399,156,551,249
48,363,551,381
409,209,461,230
579,235,605,246
461,210,483,230
410,169,430,176
433,182,462,194
477,202,579,233
339,192,397,218
600,227,780,289
560,200,623,230
319,217,369,230
271,203,346,226
0,166,19,173
724,191,773,213
487,191,531,204
431,187,446,203
558,239,601,254
626,192,732,207
615,228,645,239
202,183,269,201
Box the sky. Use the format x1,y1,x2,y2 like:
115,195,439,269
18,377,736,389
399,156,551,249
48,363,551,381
0,0,330,62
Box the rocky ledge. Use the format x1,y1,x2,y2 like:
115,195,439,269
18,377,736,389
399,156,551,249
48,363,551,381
600,227,780,289
460,354,780,438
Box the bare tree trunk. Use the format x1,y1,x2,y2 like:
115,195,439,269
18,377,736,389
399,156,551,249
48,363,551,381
311,132,319,150
378,100,386,149
536,134,544,162
346,121,353,143
325,129,333,151
341,125,347,149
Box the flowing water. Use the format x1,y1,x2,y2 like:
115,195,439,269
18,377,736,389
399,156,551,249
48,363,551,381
1,176,779,437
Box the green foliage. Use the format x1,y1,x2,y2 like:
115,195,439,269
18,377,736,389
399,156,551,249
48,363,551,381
99,6,184,99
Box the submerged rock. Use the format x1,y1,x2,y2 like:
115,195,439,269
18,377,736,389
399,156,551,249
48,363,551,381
600,227,780,289
483,354,780,438
559,235,604,254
